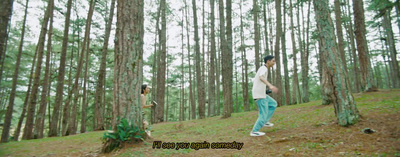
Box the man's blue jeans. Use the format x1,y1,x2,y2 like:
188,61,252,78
251,95,277,132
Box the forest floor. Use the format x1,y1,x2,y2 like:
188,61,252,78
0,89,399,157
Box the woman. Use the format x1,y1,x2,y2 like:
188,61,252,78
141,84,154,136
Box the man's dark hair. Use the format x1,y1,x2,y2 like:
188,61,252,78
264,55,275,63
141,84,148,94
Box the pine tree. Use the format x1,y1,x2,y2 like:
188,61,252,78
314,0,360,126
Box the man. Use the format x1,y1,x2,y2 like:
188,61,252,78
141,84,154,136
250,55,278,137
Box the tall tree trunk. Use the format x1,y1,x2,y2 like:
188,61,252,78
166,57,169,122
234,50,238,112
342,0,361,92
13,38,38,141
92,0,115,132
273,0,283,106
382,9,400,88
202,2,208,115
353,0,374,91
47,50,54,129
226,0,233,114
300,1,311,103
314,0,360,126
151,1,161,124
378,26,392,88
192,0,206,119
216,29,221,116
155,0,166,123
334,0,348,74
320,36,334,105
180,10,185,121
282,0,290,106
395,0,400,37
240,0,249,111
67,12,77,133
49,0,73,137
289,0,299,105
253,0,261,71
268,2,274,80
240,0,250,111
1,0,27,143
22,0,52,140
263,1,270,56
111,0,144,137
34,0,54,139
295,1,303,103
0,0,14,78
61,0,95,136
184,0,196,120
68,76,80,135
219,0,231,118
208,0,216,116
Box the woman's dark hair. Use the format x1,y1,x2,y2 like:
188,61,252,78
264,55,275,63
141,84,148,94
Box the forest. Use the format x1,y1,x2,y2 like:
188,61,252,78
0,0,399,156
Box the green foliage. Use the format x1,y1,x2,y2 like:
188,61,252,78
101,117,145,153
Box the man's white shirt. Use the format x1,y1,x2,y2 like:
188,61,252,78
252,66,268,99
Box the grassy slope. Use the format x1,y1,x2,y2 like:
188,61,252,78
0,89,399,157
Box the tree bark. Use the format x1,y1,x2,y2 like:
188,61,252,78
192,0,206,119
34,0,53,139
0,0,14,76
382,9,400,88
300,1,311,103
1,0,27,143
49,0,73,137
334,0,348,74
273,0,283,106
263,1,270,56
180,9,185,121
314,0,360,126
253,0,261,71
13,37,38,141
23,0,52,140
353,0,374,91
219,0,231,118
282,0,290,106
183,0,196,120
92,0,115,132
289,0,299,105
112,0,144,130
166,57,169,122
240,0,249,111
226,0,233,114
202,1,207,110
216,28,221,116
155,0,167,123
208,0,216,116
295,1,303,103
341,0,361,92
151,0,161,124
320,37,334,105
395,0,400,37
61,0,95,136
378,26,392,88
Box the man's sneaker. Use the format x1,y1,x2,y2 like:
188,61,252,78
250,131,265,136
264,122,274,127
